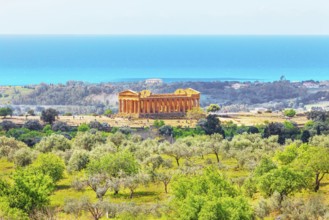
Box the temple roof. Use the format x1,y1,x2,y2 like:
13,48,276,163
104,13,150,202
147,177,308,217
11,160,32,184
119,88,200,98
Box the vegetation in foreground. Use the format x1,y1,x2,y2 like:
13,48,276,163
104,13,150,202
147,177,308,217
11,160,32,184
1,109,329,219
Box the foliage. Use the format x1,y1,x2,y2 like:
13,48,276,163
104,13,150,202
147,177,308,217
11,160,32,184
197,115,225,136
263,122,285,144
119,126,133,135
7,168,54,213
13,147,33,167
301,130,311,143
22,119,43,131
87,151,139,177
40,108,59,124
173,127,205,138
283,109,296,117
0,136,27,158
206,104,220,113
78,123,90,132
171,168,253,220
153,120,165,128
186,107,206,120
52,121,70,132
257,166,307,199
30,153,65,183
36,134,71,153
73,131,105,151
7,128,44,147
0,107,13,118
89,120,111,132
0,197,29,220
0,120,17,131
104,109,113,116
159,125,174,136
67,150,90,172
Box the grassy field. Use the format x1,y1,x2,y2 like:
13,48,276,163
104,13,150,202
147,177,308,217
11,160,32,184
1,112,309,129
1,152,328,219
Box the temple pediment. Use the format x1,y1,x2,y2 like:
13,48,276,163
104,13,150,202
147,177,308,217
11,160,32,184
119,90,139,96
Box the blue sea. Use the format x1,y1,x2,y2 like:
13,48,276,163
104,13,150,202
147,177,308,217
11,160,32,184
0,35,328,85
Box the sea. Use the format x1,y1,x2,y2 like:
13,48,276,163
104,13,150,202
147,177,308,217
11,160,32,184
0,35,328,85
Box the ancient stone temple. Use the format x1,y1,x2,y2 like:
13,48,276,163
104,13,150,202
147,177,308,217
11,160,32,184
118,88,200,118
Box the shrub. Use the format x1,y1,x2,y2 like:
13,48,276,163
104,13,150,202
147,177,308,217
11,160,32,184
73,131,105,151
52,121,70,132
41,108,59,124
67,150,90,172
78,123,90,132
283,109,296,118
30,153,65,183
22,120,43,131
153,120,165,128
13,147,33,167
36,134,71,153
0,120,17,131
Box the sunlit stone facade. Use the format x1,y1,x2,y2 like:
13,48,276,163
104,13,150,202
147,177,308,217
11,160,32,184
118,88,200,118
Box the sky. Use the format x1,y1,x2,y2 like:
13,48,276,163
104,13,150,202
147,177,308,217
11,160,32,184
0,0,328,35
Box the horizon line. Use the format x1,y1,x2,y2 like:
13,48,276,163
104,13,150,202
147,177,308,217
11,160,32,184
1,34,329,37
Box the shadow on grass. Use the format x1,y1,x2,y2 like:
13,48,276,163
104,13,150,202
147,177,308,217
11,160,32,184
111,191,159,199
56,184,72,190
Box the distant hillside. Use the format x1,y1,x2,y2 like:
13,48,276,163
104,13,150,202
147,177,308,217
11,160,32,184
6,80,329,113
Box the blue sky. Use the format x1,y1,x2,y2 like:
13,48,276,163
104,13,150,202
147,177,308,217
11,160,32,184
0,0,328,35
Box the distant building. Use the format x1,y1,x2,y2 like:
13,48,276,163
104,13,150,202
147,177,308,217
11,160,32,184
231,83,248,90
118,88,200,118
302,82,319,89
145,78,163,85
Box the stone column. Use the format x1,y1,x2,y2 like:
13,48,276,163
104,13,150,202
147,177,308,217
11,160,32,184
152,99,155,113
147,99,150,113
173,98,176,112
137,100,140,114
130,100,133,113
122,100,124,113
126,100,129,113
155,99,158,113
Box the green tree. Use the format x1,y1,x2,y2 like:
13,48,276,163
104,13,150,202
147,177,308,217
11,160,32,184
104,109,113,116
36,134,71,153
30,153,65,183
86,151,139,197
296,145,329,192
78,123,90,132
258,167,306,202
87,151,139,177
40,108,59,124
197,115,225,136
153,120,165,128
68,150,90,172
171,168,253,220
9,169,54,213
159,125,174,136
73,131,105,151
186,107,206,120
162,142,192,166
283,109,296,118
206,104,220,113
0,197,29,220
0,107,13,118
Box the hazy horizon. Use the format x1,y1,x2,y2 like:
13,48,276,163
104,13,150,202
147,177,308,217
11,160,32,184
1,0,328,35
